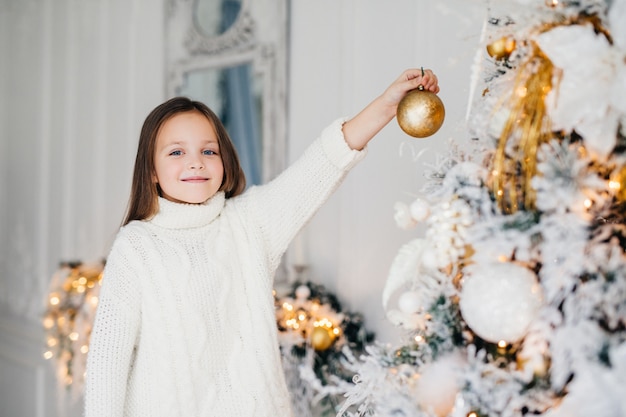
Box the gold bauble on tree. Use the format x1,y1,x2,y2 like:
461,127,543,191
396,85,445,138
486,36,516,61
310,326,335,351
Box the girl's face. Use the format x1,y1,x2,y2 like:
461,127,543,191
153,111,224,204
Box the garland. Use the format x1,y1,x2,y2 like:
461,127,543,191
43,260,104,401
275,280,375,416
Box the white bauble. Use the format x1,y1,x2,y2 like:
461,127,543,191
459,262,543,343
398,290,423,314
410,198,431,222
295,285,311,300
415,352,464,417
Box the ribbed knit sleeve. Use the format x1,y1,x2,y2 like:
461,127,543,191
84,228,143,417
239,118,367,271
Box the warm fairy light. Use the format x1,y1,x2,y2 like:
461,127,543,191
282,302,293,311
498,255,508,262
545,0,559,6
609,180,621,191
498,340,507,348
515,85,527,97
332,328,340,336
467,413,478,417
49,294,60,306
415,335,424,343
584,199,592,209
43,316,54,329
315,318,333,328
44,261,105,391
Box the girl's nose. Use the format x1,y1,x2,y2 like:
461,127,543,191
188,157,204,169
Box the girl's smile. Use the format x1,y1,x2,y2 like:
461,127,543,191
153,110,225,204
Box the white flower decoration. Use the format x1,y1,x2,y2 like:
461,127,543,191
535,23,626,157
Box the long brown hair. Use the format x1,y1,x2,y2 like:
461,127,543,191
122,97,246,226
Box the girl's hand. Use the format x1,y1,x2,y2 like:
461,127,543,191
342,68,440,150
381,68,440,111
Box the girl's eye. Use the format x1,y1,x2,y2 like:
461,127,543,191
169,150,183,156
203,149,217,156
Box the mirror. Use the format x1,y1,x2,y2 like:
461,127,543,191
166,0,287,186
194,0,242,38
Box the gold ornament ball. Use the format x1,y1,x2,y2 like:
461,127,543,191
486,37,516,61
311,326,335,351
396,86,445,138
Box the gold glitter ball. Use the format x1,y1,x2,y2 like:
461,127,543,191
396,86,445,138
311,326,335,351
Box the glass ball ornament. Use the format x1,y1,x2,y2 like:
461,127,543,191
415,352,464,417
310,326,335,351
459,262,543,344
397,290,423,314
486,36,516,61
295,284,311,300
396,85,445,138
409,198,431,222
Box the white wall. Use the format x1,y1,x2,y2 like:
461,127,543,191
288,0,485,343
0,0,485,415
0,1,165,415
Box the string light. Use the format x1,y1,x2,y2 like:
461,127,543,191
43,261,104,391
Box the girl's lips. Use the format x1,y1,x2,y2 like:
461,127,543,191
182,176,208,182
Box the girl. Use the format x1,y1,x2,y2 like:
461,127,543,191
84,68,440,417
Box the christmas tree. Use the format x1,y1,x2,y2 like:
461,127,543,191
321,1,626,416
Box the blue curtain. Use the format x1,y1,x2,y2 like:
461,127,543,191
219,0,262,186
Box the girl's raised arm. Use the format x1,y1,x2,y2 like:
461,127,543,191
342,68,439,151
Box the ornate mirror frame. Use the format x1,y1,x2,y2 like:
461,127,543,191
165,0,288,183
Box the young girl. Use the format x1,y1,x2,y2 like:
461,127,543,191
84,68,440,417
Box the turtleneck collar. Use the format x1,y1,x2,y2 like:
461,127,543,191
149,192,226,229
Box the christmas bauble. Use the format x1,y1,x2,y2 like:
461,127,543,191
398,290,423,314
486,36,516,61
295,284,311,300
311,326,335,351
409,198,431,222
459,262,543,344
396,86,445,138
415,352,464,417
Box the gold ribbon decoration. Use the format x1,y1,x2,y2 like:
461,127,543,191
490,42,557,213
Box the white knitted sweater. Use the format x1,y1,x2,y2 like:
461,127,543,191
84,118,365,417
